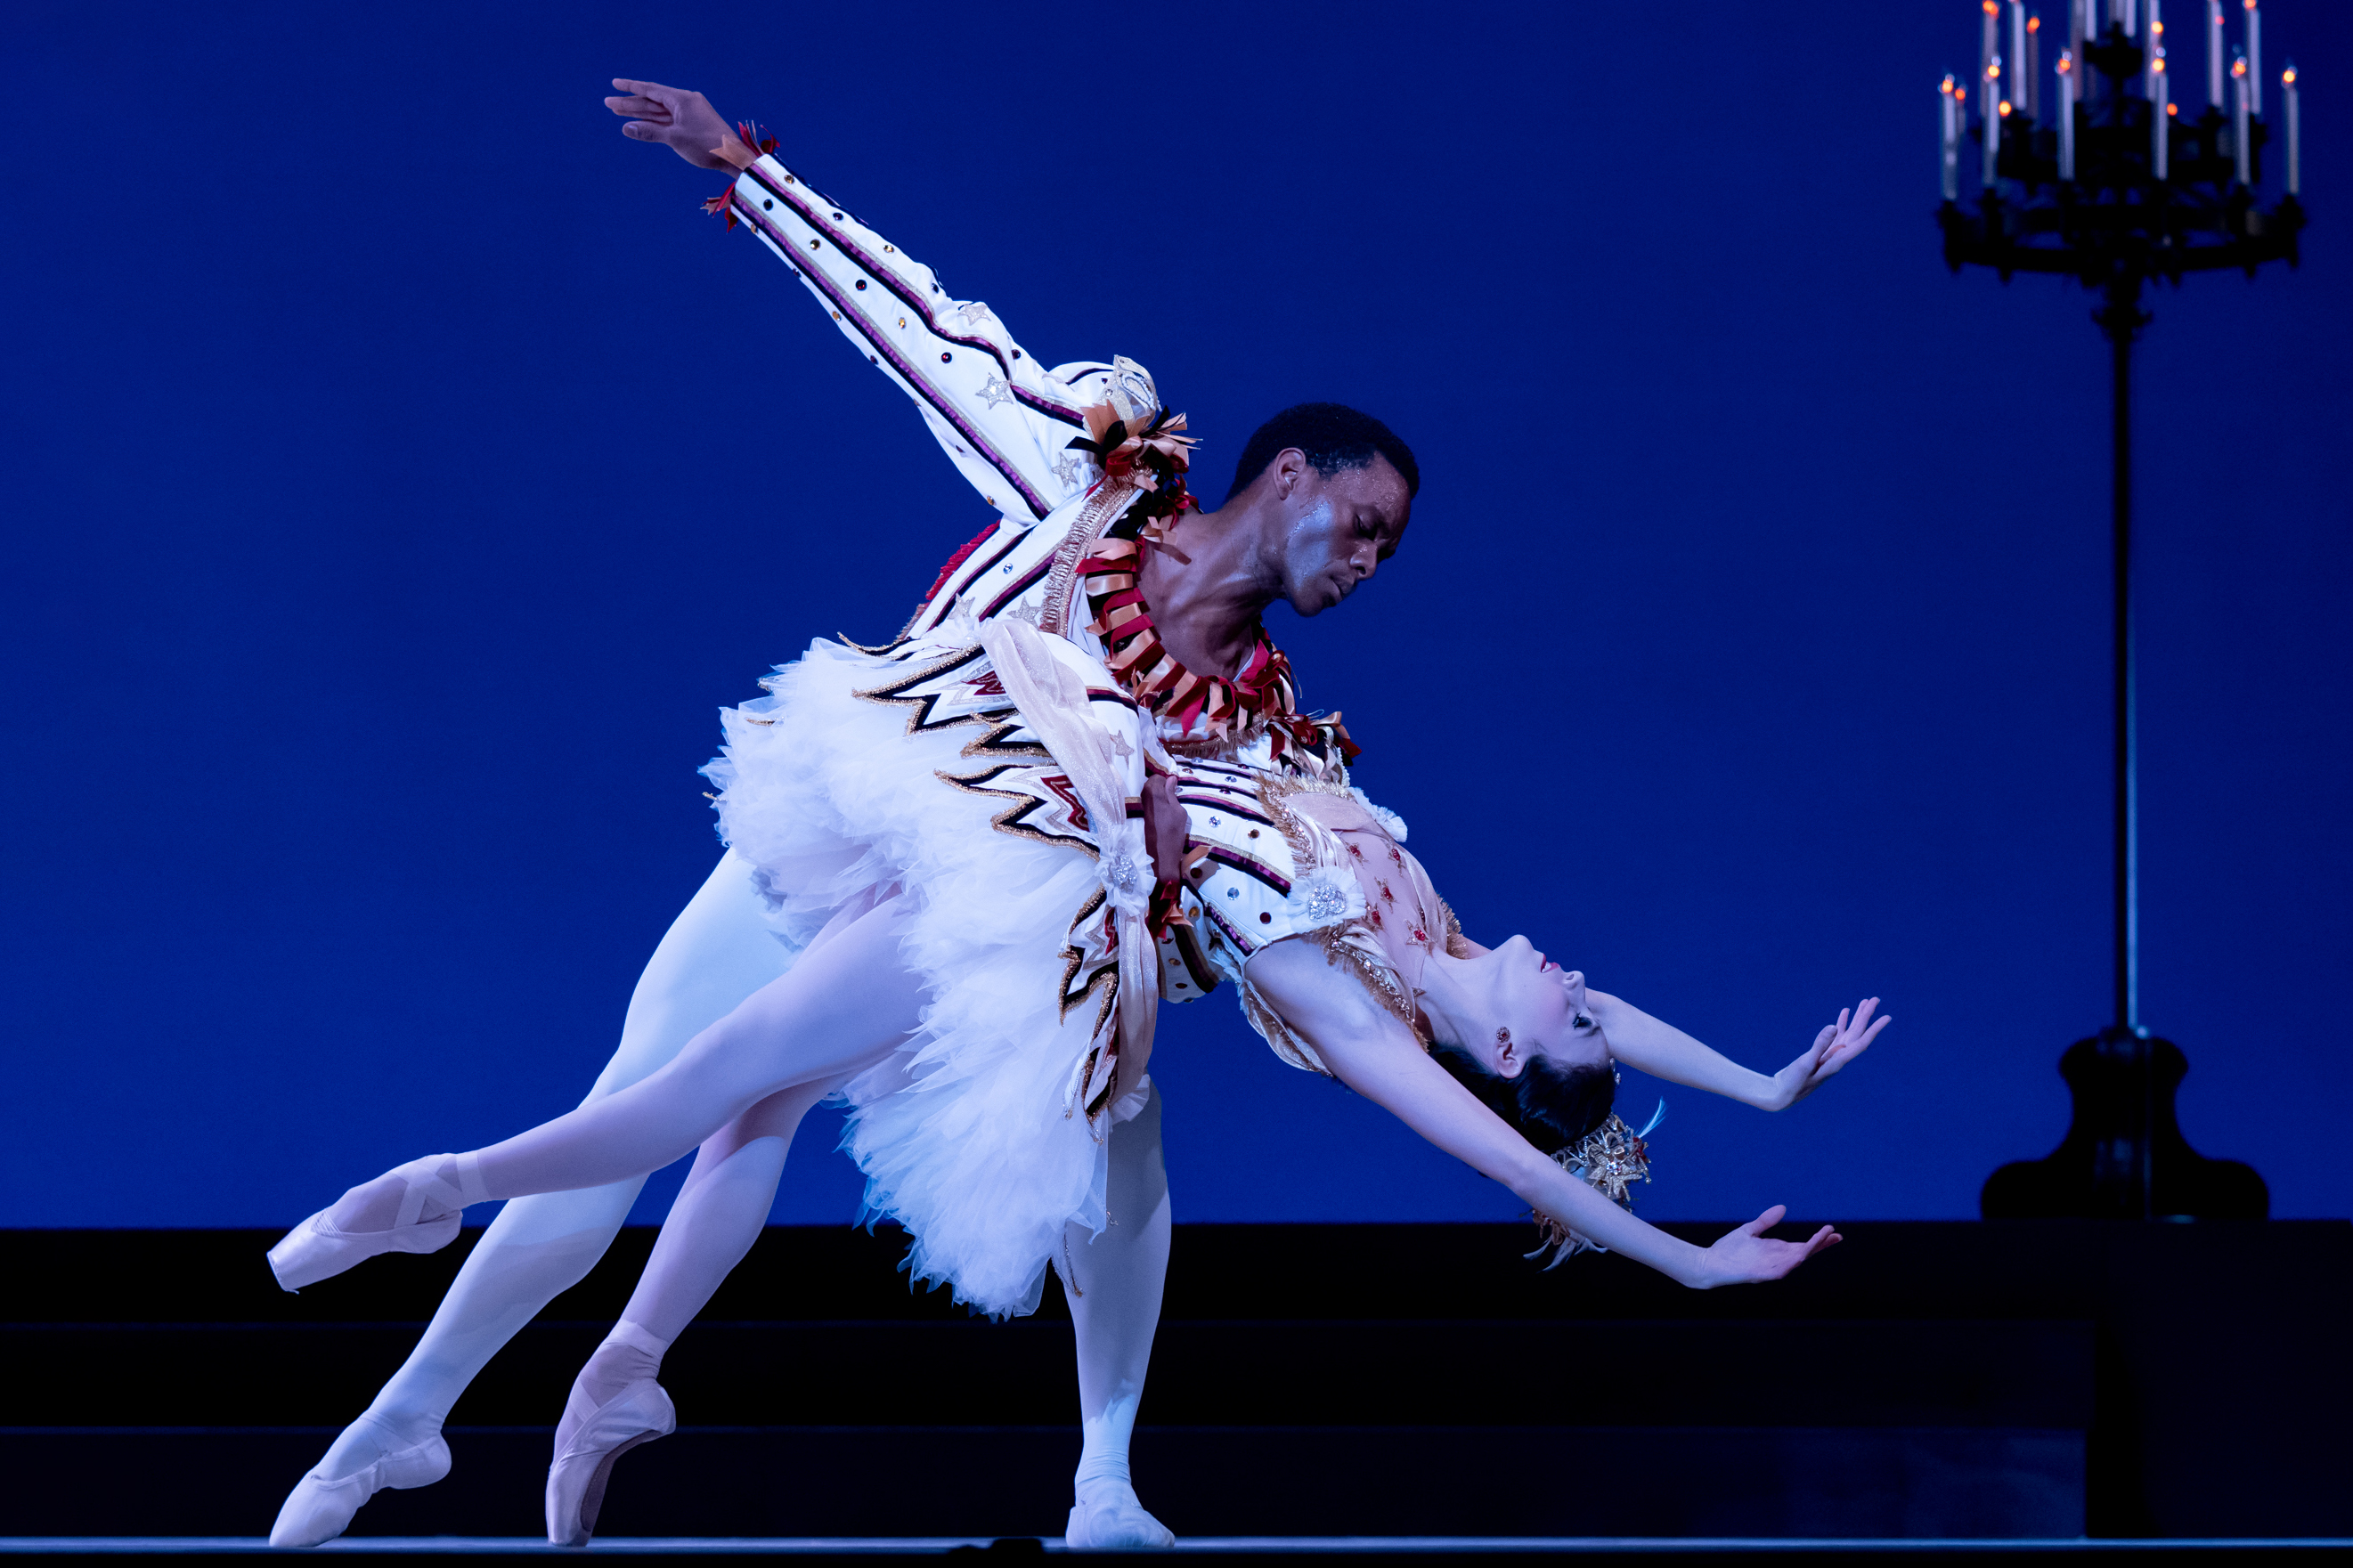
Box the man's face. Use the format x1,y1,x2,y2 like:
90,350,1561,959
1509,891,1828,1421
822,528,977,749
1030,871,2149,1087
1274,454,1413,616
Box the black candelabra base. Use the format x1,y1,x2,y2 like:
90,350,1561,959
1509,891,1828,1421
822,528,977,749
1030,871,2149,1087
1982,1028,2269,1220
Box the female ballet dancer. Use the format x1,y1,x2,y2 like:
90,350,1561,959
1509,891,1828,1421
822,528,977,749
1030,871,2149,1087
265,77,1424,1552
271,589,1889,1543
269,80,1887,1548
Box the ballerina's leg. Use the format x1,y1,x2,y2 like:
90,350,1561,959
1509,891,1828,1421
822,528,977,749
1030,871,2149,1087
305,891,921,1249
544,1082,834,1544
272,855,802,1546
1061,1083,1177,1549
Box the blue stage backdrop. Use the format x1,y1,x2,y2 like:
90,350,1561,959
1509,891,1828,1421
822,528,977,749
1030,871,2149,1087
5,1,2347,1232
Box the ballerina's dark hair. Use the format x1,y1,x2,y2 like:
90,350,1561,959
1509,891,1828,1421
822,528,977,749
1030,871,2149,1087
1427,1041,1616,1158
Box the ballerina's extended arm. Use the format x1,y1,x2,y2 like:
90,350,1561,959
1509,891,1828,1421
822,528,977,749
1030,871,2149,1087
1243,940,1841,1290
1589,989,1890,1112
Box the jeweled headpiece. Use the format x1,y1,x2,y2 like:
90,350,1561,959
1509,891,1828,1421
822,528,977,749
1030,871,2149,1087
1527,1086,1665,1270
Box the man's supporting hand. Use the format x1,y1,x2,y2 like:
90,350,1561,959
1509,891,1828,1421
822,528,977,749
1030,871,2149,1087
605,79,736,170
1141,775,1187,886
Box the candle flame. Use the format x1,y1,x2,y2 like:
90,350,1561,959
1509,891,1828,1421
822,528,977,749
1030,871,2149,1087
1989,60,2002,79
2233,56,2247,77
1999,99,2013,115
2243,0,2255,10
1958,85,1969,102
2168,101,2179,114
2283,65,2296,85
2028,14,2041,30
2058,50,2074,72
2154,55,2166,72
1983,1,1999,13
1942,73,1956,94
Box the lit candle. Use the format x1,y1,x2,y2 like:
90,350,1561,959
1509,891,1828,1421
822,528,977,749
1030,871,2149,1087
2012,2,2030,115
2245,0,2261,115
1942,75,1961,199
2283,61,2300,195
1983,1,2000,102
2059,50,2079,177
2233,51,2251,183
2154,54,2170,177
1987,55,2005,184
2147,2,2162,97
2028,13,2042,118
2208,0,2226,110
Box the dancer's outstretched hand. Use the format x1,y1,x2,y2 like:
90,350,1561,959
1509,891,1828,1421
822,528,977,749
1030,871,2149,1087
1765,997,1890,1110
605,79,736,169
1695,1205,1840,1288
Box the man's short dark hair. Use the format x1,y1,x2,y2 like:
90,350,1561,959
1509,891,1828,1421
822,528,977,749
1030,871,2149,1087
1225,402,1421,504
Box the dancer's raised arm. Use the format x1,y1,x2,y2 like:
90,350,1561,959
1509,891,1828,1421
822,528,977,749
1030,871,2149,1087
607,78,1115,523
1590,989,1889,1110
1242,940,1841,1290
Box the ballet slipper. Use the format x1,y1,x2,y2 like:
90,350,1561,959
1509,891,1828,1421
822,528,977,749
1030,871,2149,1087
544,1377,677,1547
267,1153,487,1293
267,1424,451,1548
1066,1482,1176,1550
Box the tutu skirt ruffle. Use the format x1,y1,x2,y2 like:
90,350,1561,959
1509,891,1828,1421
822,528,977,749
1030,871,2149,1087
703,637,1111,1319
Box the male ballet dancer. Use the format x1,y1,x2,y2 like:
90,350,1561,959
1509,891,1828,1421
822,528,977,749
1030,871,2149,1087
269,77,1418,1550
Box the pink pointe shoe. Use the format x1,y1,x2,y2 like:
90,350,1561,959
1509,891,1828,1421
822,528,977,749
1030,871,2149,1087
545,1377,677,1547
268,1423,451,1548
266,1153,487,1293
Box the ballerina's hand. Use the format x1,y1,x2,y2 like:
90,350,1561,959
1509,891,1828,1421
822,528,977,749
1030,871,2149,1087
604,78,737,169
1695,1205,1841,1288
1765,996,1890,1111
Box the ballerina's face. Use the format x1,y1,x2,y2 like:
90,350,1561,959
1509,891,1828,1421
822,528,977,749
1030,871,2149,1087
1452,935,1611,1081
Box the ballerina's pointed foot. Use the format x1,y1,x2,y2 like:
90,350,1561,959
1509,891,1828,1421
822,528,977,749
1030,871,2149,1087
267,1418,451,1548
1066,1482,1176,1550
545,1377,677,1547
266,1153,488,1293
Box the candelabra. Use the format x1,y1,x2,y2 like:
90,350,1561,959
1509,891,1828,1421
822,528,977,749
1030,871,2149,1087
1940,0,2303,1221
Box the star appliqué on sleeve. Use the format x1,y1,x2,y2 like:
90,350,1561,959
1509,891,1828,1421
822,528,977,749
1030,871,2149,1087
958,301,993,328
976,373,1015,410
1052,451,1088,486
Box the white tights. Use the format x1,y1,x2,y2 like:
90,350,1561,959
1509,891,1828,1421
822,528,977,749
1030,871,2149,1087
311,855,1171,1523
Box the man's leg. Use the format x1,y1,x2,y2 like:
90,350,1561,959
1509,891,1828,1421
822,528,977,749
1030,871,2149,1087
1062,1084,1177,1549
272,854,794,1548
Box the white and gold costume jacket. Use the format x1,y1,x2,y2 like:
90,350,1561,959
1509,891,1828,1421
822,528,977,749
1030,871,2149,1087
721,150,1388,1069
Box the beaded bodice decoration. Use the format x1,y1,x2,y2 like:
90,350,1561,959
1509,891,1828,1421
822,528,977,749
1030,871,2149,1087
1077,539,1357,764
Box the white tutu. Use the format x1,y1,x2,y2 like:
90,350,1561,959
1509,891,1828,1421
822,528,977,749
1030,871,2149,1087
703,635,1118,1319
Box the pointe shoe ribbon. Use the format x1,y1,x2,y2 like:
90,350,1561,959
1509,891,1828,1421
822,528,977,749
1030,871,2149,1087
268,1430,451,1548
266,1153,489,1293
545,1378,677,1547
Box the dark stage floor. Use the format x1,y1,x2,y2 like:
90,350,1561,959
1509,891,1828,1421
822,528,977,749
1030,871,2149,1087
2,1223,2346,1552
4,1536,2351,1564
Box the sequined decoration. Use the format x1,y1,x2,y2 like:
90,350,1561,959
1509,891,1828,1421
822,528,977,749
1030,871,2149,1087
1527,1113,1656,1269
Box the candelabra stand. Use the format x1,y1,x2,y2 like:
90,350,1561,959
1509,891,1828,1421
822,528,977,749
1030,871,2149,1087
1941,16,2300,1221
